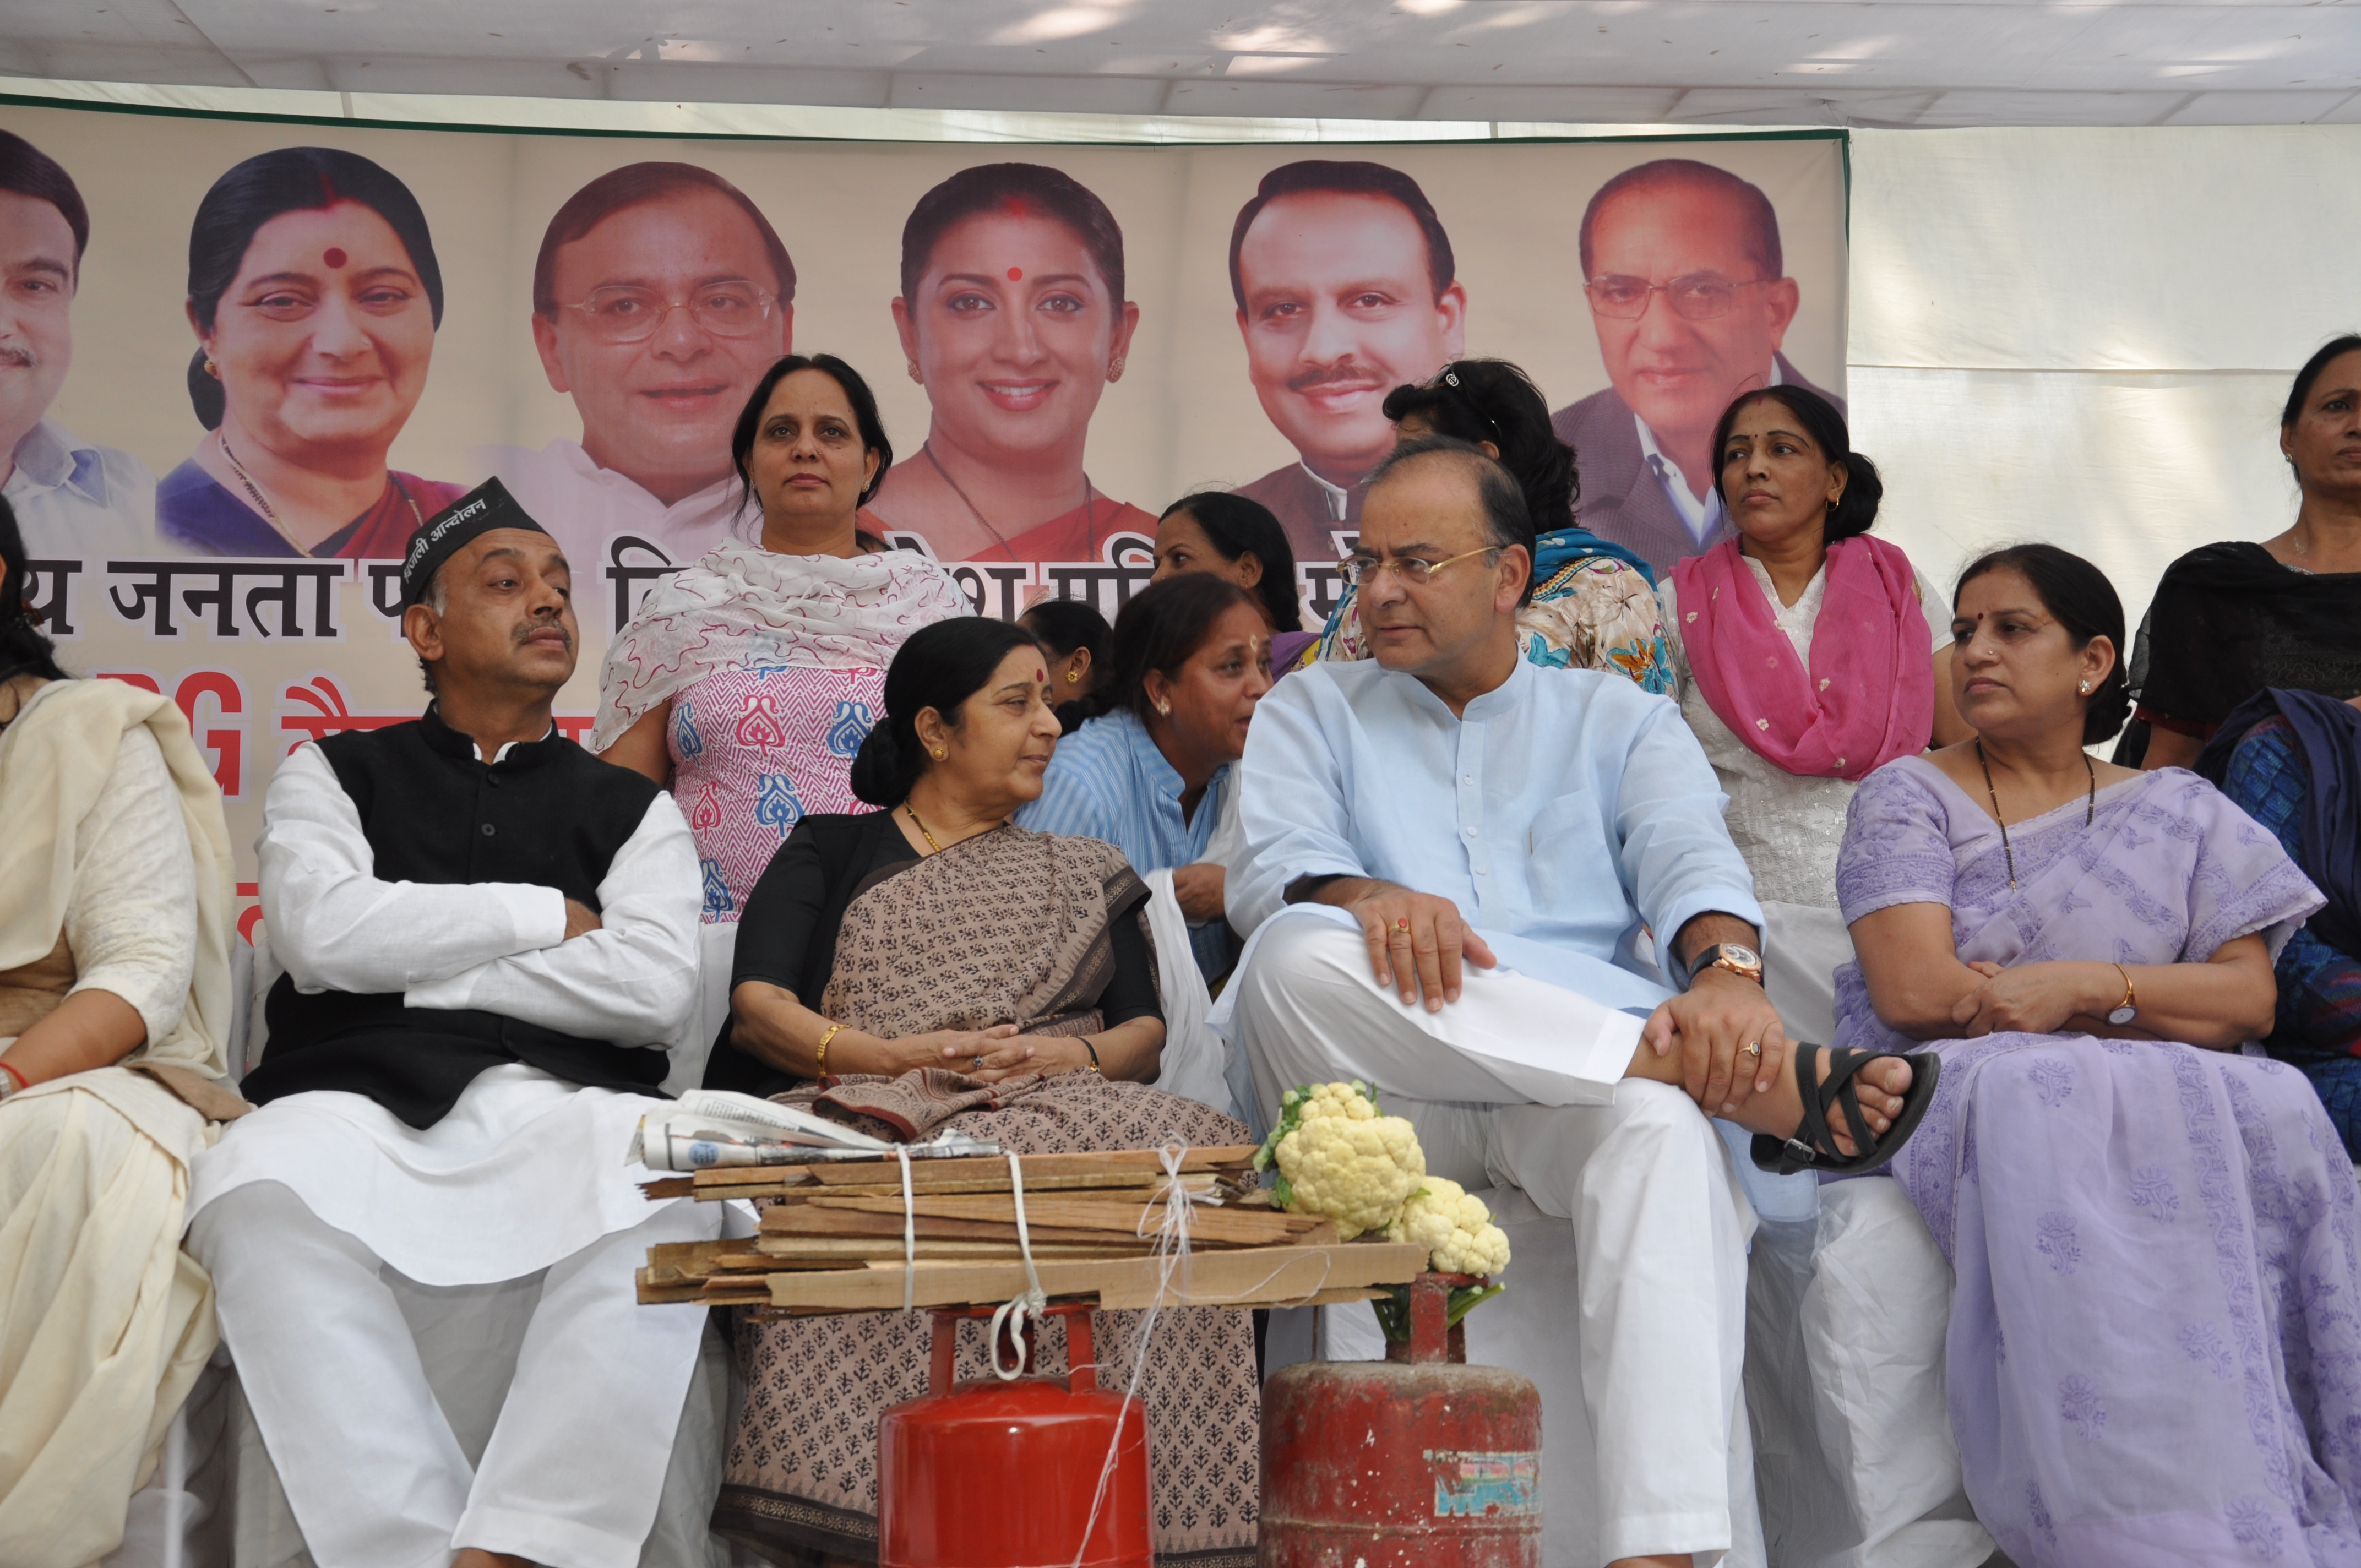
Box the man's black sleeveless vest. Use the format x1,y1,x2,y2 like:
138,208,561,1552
242,707,671,1127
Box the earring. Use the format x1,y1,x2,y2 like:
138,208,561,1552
1066,669,1080,684
1108,357,1125,377
204,359,220,379
907,362,923,382
930,747,946,760
2079,680,2091,694
1155,700,1171,717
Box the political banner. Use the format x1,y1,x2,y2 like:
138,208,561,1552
0,97,1846,911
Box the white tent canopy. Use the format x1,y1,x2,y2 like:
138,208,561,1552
7,0,2361,130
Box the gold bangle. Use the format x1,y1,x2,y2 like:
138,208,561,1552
2106,963,2139,1025
815,1022,845,1077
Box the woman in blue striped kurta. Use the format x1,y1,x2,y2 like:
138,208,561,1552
1015,574,1274,981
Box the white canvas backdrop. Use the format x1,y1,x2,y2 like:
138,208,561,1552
1847,124,2360,644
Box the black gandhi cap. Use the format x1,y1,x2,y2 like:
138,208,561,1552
399,477,550,611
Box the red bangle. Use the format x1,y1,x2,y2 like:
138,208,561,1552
0,1059,28,1093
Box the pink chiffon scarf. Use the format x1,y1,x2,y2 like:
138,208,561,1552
1671,533,1933,781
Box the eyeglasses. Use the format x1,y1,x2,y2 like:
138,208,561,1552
1584,274,1769,322
557,281,779,344
1340,546,1502,589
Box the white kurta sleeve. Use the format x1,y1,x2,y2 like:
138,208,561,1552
257,742,567,994
63,725,197,1048
1226,675,1366,935
1616,701,1765,949
402,792,701,1047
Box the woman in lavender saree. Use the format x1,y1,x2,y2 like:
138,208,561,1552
1835,544,2357,1567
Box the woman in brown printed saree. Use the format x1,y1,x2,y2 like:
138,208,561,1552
704,616,1258,1568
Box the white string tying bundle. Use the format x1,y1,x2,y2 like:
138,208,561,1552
1065,1139,1198,1567
988,1151,1051,1379
1058,1150,1335,1568
895,1146,916,1316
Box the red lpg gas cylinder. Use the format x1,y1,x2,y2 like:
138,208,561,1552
878,1302,1152,1568
1260,1273,1542,1567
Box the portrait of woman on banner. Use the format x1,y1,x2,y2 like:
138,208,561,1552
158,146,464,559
859,162,1155,566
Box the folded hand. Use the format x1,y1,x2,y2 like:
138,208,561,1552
1643,968,1787,1116
1950,961,2095,1037
868,1025,1025,1079
1171,862,1227,923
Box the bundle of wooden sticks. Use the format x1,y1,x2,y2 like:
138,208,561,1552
636,1144,1426,1315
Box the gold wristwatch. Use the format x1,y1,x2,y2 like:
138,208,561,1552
1685,942,1765,989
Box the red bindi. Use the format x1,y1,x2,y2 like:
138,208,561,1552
1007,266,1022,281
323,247,347,269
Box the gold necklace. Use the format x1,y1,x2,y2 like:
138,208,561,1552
903,800,944,853
921,442,1098,559
220,435,423,555
1974,738,2093,889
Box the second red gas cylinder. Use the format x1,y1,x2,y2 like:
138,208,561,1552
1259,1273,1541,1567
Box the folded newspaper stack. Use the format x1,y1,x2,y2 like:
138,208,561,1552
630,1089,1000,1172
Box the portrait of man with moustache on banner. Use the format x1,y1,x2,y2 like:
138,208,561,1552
1553,157,1843,573
1227,159,1465,566
481,161,796,584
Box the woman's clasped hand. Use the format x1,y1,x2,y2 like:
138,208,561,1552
1949,959,2118,1037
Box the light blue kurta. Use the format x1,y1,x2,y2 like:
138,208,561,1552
1016,707,1233,977
1227,655,1762,1013
1018,707,1227,872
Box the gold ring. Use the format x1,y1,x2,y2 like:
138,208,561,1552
1396,917,1412,932
1743,1041,1762,1059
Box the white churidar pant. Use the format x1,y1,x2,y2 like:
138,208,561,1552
1758,900,1851,1051
187,1180,711,1568
1226,910,1758,1566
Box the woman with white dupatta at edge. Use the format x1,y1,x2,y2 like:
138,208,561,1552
0,496,244,1568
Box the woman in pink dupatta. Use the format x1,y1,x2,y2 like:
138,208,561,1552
1658,385,1968,1050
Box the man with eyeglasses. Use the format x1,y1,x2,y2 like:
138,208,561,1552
1217,437,1913,1567
1552,158,1843,573
481,162,795,609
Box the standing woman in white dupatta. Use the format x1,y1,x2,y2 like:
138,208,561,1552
1656,385,1968,1047
0,496,246,1567
595,354,969,918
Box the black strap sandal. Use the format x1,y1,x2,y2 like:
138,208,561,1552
1751,1042,1942,1177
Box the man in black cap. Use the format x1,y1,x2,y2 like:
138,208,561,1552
186,480,717,1568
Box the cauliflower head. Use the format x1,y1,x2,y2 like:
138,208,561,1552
1385,1177,1512,1277
1261,1081,1426,1240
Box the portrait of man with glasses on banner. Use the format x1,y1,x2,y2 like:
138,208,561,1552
1552,157,1843,574
480,161,795,580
